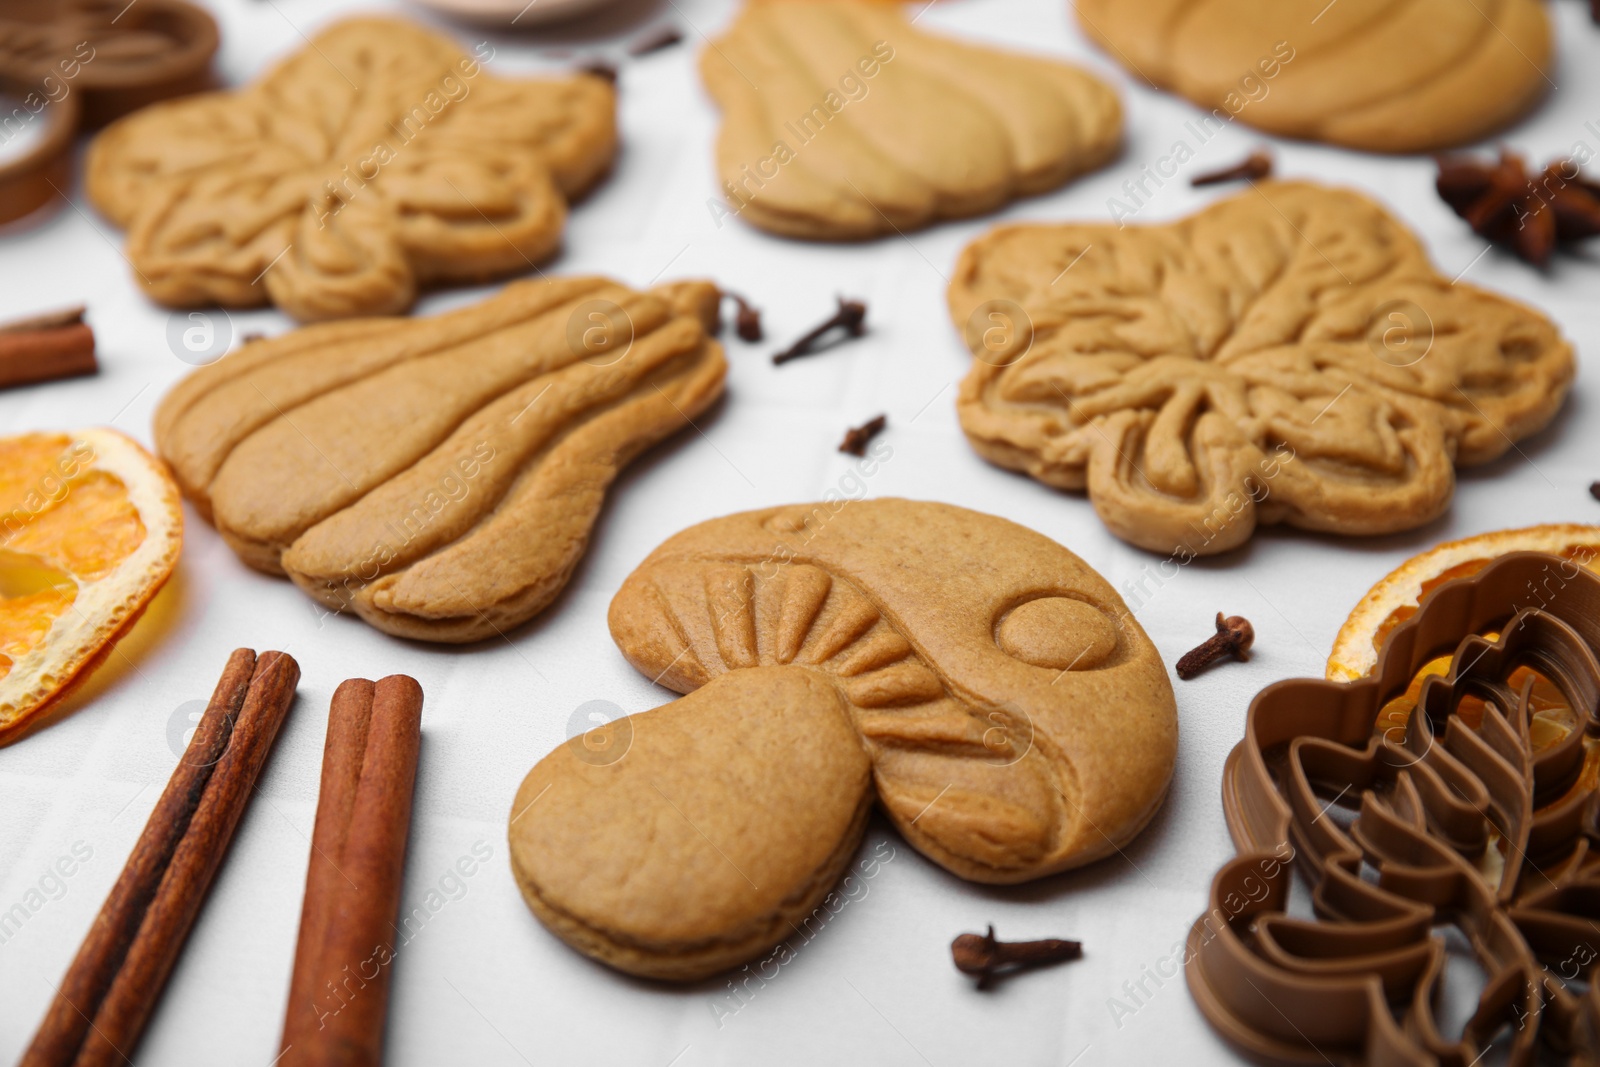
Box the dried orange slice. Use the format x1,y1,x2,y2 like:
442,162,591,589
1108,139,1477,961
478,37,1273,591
0,429,182,742
1328,523,1600,682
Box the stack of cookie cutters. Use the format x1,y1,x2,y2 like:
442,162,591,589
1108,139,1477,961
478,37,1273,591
1186,552,1600,1065
0,0,217,226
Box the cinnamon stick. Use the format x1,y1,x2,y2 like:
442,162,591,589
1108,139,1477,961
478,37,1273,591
0,306,97,389
280,675,424,1067
21,650,299,1067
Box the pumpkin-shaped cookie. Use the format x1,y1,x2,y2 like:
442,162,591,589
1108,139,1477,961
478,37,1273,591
85,17,616,321
949,181,1574,556
1075,0,1552,152
154,276,726,642
510,499,1177,979
701,0,1121,239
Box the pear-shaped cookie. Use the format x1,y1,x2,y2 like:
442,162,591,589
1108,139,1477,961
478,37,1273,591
510,499,1176,979
86,17,616,321
949,181,1574,555
155,277,726,642
1075,0,1551,152
701,0,1121,239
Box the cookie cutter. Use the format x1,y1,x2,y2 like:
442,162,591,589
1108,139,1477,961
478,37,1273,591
1186,552,1600,1066
0,0,216,225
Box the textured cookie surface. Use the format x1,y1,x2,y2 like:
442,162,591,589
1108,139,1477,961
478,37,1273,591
511,498,1177,979
701,0,1121,239
154,276,726,642
86,17,615,322
949,181,1574,556
1075,0,1551,152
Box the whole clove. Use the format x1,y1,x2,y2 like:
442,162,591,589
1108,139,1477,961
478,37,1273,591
772,298,868,365
1191,149,1273,187
628,26,684,57
1176,613,1255,680
951,926,1082,989
838,414,886,456
577,60,618,85
723,291,764,342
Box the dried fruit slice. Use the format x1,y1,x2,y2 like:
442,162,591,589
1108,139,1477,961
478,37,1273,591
1328,523,1600,681
0,429,183,742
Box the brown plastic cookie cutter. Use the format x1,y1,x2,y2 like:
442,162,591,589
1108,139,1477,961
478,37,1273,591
0,0,216,225
1186,552,1600,1065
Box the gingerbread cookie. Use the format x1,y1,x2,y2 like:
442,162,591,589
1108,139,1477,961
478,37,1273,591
1075,0,1552,153
949,181,1574,557
85,17,616,322
154,276,726,643
510,499,1177,979
701,0,1121,239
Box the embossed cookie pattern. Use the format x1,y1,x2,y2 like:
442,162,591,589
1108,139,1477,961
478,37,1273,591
154,277,726,642
1075,0,1552,153
949,182,1574,556
86,17,616,322
701,0,1121,239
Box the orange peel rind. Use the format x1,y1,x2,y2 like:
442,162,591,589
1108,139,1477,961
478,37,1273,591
0,428,183,742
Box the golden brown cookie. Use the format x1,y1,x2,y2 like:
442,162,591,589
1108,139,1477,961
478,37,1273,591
701,0,1121,239
1074,0,1552,153
153,276,726,643
949,181,1574,557
85,17,616,322
510,498,1177,979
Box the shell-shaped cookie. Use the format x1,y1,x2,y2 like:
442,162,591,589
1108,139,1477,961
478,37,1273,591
153,276,726,642
606,498,1178,883
85,17,616,322
701,0,1121,239
1076,0,1551,152
949,181,1574,556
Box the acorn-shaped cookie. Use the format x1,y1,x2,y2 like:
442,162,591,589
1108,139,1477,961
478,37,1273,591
154,276,726,642
509,499,1177,979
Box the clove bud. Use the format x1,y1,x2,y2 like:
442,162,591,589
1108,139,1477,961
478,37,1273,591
952,926,1082,989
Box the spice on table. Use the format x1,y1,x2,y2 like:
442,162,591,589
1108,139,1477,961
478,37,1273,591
1176,613,1255,680
1590,481,1600,503
627,25,683,56
1190,149,1273,187
723,291,764,342
22,649,299,1067
1435,150,1600,266
577,59,618,85
839,414,886,456
0,305,97,390
279,675,424,1067
772,298,868,365
952,926,1082,989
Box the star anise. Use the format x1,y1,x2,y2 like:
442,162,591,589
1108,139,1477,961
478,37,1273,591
1435,149,1600,266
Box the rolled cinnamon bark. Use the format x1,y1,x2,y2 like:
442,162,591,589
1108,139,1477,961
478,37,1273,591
22,649,299,1067
280,675,424,1067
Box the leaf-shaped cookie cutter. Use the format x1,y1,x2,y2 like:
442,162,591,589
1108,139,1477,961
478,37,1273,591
1187,552,1600,1065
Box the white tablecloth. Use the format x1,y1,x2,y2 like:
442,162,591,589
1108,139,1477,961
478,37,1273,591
3,0,1597,1063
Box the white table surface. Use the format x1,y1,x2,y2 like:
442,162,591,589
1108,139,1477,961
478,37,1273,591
2,0,1597,1063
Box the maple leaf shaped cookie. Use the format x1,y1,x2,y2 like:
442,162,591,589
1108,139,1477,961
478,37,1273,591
85,18,616,322
1075,0,1552,152
1188,553,1600,1064
701,0,1121,239
153,276,725,642
949,181,1575,557
510,499,1177,979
